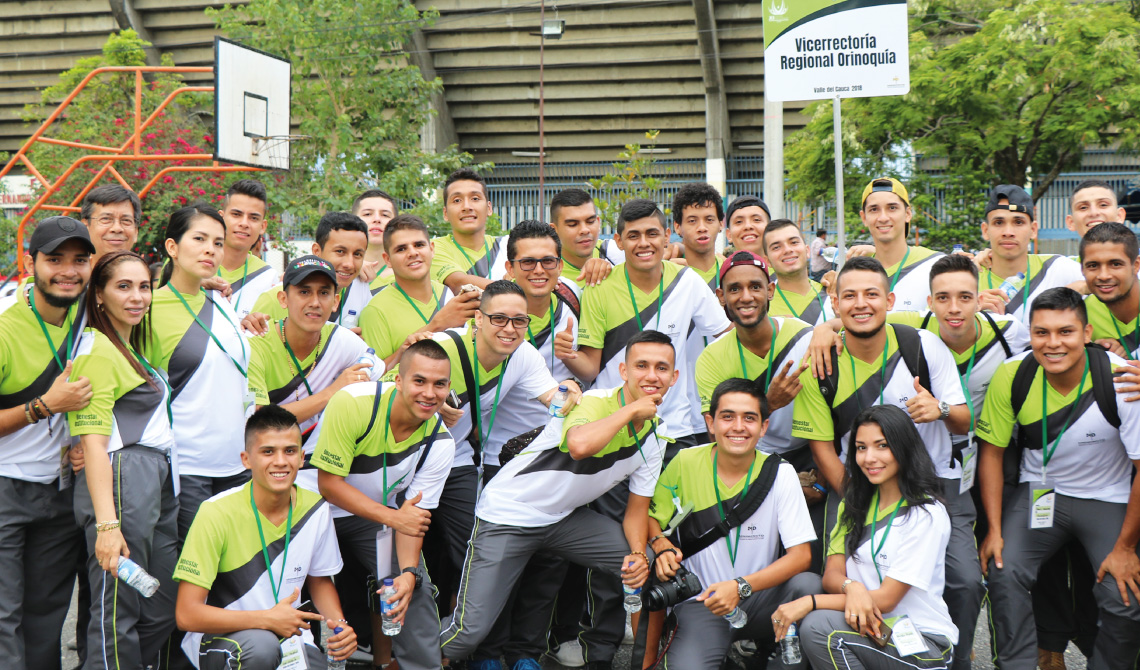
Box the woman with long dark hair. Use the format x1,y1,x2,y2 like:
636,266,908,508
149,203,250,538
68,250,179,668
770,405,957,669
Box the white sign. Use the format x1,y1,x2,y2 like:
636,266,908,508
763,0,910,102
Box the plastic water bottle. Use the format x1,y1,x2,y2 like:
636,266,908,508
781,622,803,665
355,347,379,380
116,557,159,597
622,561,642,613
342,309,360,328
380,578,402,635
326,626,346,669
548,385,569,417
998,272,1025,301
952,244,964,254
724,607,748,628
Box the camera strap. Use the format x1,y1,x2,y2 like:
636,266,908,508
681,453,783,558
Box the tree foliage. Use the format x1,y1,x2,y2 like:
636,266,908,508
209,0,488,234
587,130,671,228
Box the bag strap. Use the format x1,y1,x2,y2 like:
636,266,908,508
356,381,385,445
553,280,581,321
683,453,784,557
1087,344,1121,429
443,330,483,461
414,418,445,474
981,311,1014,358
1009,353,1039,419
893,324,931,392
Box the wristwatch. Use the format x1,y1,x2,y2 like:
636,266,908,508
735,577,752,600
841,578,855,594
938,400,950,420
401,566,424,590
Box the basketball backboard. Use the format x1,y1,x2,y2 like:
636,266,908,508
214,37,292,170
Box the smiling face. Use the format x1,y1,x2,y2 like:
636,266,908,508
1067,187,1125,237
357,196,397,247
726,206,769,257
95,258,151,332
706,391,767,456
279,276,338,332
552,202,601,265
763,225,809,278
1029,308,1093,377
506,237,561,300
475,293,530,358
616,216,667,273
619,341,678,402
836,269,894,339
242,426,304,495
859,192,911,246
84,200,138,258
675,202,721,257
396,352,452,423
384,229,434,283
928,270,979,339
316,228,368,288
222,193,267,253
718,265,772,329
1081,241,1139,306
444,180,491,237
854,421,898,487
30,240,92,309
982,204,1038,262
167,215,225,280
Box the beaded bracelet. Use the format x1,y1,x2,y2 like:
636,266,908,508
23,402,38,424
35,396,53,417
95,520,121,533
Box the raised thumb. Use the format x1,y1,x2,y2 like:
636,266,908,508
564,316,575,333
913,376,925,393
407,491,423,505
283,586,300,603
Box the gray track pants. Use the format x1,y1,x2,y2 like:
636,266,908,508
0,474,81,670
663,572,822,670
74,445,180,670
198,630,324,670
440,507,644,661
986,485,1140,670
177,471,251,540
334,514,443,670
800,610,954,670
938,478,984,670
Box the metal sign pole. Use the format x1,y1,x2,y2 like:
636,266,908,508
833,95,845,271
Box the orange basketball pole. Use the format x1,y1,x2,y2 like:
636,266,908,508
0,66,265,274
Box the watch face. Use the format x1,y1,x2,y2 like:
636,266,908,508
737,578,752,597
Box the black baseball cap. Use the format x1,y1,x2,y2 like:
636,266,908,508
28,216,95,255
985,185,1035,219
282,255,336,287
725,196,771,224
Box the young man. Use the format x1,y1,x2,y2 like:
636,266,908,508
809,229,831,281
439,330,677,670
359,214,478,369
723,195,771,258
431,168,510,294
577,198,731,454
1080,222,1140,359
1066,179,1127,238
762,218,835,325
549,188,625,287
649,379,821,670
977,287,1140,670
312,340,458,670
352,189,399,293
0,217,95,670
248,212,372,331
218,179,277,318
976,184,1083,322
174,406,356,670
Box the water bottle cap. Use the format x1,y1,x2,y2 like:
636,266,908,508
558,385,568,392
383,578,394,586
333,626,344,634
365,348,375,355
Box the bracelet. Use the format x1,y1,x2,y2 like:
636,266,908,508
630,550,649,564
649,534,667,546
812,483,827,495
811,594,817,611
95,520,121,532
657,547,678,557
36,396,53,417
24,402,38,424
29,400,46,421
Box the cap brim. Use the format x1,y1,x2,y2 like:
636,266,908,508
284,267,336,287
35,235,96,255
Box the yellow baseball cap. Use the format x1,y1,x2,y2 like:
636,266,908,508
861,177,910,208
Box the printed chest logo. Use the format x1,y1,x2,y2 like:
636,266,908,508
741,523,765,541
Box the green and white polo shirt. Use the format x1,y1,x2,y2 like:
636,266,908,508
430,234,509,284
251,277,373,328
976,350,1140,503
174,482,341,657
476,385,665,527
309,382,455,517
359,280,452,361
768,278,834,326
872,245,943,313
649,445,814,595
218,254,278,319
977,254,1084,324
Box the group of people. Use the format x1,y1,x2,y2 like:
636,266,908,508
0,167,1137,670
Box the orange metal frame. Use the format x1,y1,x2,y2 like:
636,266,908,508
0,66,266,274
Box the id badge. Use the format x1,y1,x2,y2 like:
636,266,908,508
888,615,928,657
958,438,977,495
58,444,73,491
243,389,256,413
1029,480,1056,529
376,525,394,580
279,635,308,669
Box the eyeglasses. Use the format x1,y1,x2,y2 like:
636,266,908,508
93,215,137,228
511,256,560,271
480,310,531,329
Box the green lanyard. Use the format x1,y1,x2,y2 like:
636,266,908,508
335,287,349,324
278,319,320,396
126,340,173,427
986,260,1033,320
169,285,248,377
1108,288,1140,356
471,337,508,447
251,484,293,602
618,388,650,464
526,296,557,375
887,247,911,293
775,283,828,322
394,283,437,325
958,316,981,435
1041,351,1089,479
28,290,73,372
623,265,664,331
452,234,491,278
218,256,249,294
712,448,756,565
869,489,904,582
842,331,890,408
380,390,411,503
735,318,777,391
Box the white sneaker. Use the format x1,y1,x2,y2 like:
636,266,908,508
547,640,585,667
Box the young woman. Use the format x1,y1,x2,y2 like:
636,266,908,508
771,404,957,670
68,250,179,669
149,203,251,538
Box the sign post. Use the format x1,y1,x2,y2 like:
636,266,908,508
762,0,910,270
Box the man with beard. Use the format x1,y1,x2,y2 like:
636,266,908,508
0,217,97,669
1080,223,1140,359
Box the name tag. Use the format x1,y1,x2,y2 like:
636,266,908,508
59,443,74,491
958,438,977,494
376,525,394,579
889,615,927,657
1029,481,1056,529
279,635,308,670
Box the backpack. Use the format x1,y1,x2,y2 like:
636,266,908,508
920,311,1014,358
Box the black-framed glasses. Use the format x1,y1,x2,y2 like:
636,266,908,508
511,256,560,271
480,310,531,329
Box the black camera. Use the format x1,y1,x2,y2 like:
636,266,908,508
644,565,703,611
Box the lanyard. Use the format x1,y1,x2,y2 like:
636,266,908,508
526,296,558,375
1108,288,1140,356
775,283,828,322
1041,350,1088,478
959,317,981,434
471,336,508,447
623,266,664,331
869,489,904,582
618,387,650,464
126,340,174,427
736,318,777,391
842,331,890,408
251,484,293,602
334,287,349,324
712,448,756,565
887,247,911,293
169,285,248,377
987,261,1033,320
219,256,249,298
452,234,491,278
395,283,437,325
279,319,321,396
28,290,73,372
380,390,411,503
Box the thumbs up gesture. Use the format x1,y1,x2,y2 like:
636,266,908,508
905,376,940,424
44,360,93,414
554,316,577,361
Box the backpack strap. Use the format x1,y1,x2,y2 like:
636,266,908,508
553,280,581,321
1009,354,1040,419
356,381,385,445
920,311,933,331
414,418,445,474
892,324,931,392
681,454,784,557
981,311,1014,358
1087,344,1121,429
443,330,483,464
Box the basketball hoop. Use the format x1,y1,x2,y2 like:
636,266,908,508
250,134,308,170
215,38,292,170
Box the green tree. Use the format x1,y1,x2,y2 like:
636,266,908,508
587,130,671,228
210,0,488,234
